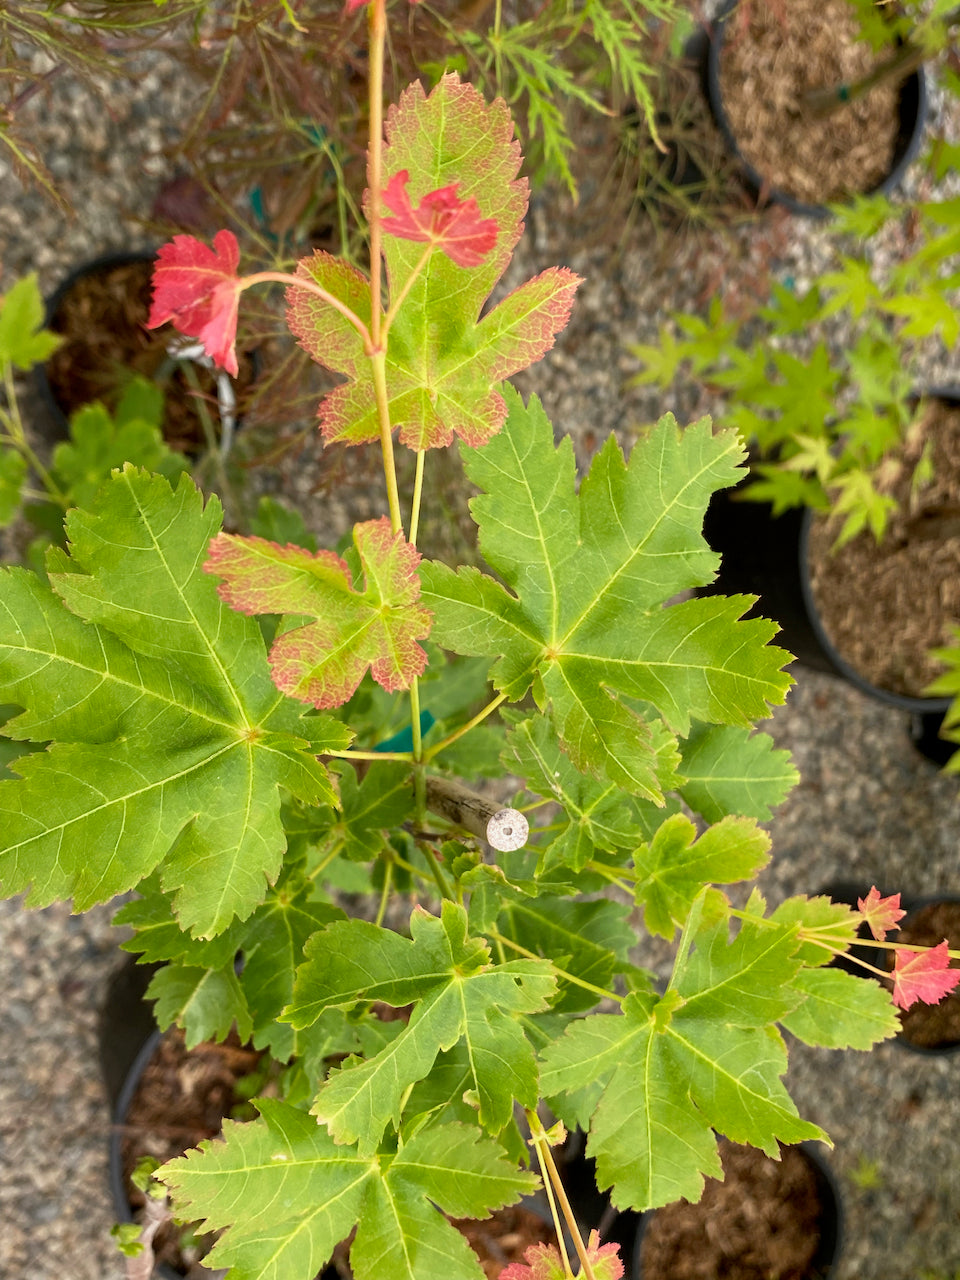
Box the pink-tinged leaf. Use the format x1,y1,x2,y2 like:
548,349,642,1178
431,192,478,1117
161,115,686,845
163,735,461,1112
499,1231,624,1280
857,886,906,942
382,170,498,268
289,75,581,451
204,518,432,709
147,231,243,377
891,941,960,1010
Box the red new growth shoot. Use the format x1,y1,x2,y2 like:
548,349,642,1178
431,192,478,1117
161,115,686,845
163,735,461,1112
147,230,243,376
499,1231,624,1280
381,170,498,268
892,941,960,1010
858,886,906,941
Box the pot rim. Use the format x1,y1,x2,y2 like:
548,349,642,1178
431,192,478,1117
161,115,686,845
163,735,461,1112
704,0,928,219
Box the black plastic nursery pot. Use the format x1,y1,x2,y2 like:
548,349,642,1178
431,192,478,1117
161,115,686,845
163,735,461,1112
700,389,959,764
35,249,257,457
633,1140,843,1280
704,0,928,218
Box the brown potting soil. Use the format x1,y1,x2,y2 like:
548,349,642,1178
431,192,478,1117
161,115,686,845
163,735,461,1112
718,0,900,206
43,257,257,455
888,900,960,1049
806,398,960,697
639,1140,829,1280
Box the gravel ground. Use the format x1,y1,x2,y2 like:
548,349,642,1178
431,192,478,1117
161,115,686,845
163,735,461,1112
1,19,960,1280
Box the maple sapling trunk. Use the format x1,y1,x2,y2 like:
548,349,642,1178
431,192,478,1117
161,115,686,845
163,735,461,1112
425,776,529,852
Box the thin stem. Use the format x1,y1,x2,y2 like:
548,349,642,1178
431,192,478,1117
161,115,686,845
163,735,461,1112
529,1131,573,1278
369,349,404,535
409,450,426,547
423,691,508,763
375,857,394,927
527,1116,598,1280
2,367,69,507
492,931,622,1004
410,676,427,825
368,0,387,348
325,748,413,762
422,843,454,901
241,271,372,349
306,841,345,882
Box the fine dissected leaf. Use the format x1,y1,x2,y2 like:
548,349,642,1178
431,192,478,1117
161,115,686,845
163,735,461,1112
421,390,793,799
287,75,580,451
285,901,556,1151
539,892,823,1211
633,813,770,939
677,723,799,823
205,518,432,709
892,942,960,1009
0,469,350,937
160,1100,537,1280
0,274,61,370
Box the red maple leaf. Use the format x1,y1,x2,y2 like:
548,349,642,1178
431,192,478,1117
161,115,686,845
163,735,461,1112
891,941,960,1010
857,886,906,941
147,230,243,377
204,518,432,709
381,170,498,269
498,1232,624,1280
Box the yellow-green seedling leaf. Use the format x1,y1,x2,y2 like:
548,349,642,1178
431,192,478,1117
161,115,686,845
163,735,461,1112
285,901,556,1151
780,967,899,1049
205,518,432,709
769,894,861,966
633,813,771,939
161,1100,537,1280
422,390,793,798
539,897,822,1211
0,274,61,370
288,75,580,451
677,723,799,823
0,448,27,527
0,469,349,937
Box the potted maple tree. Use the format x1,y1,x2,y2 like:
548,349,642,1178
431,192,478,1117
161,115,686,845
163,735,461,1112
2,3,960,1279
703,0,936,217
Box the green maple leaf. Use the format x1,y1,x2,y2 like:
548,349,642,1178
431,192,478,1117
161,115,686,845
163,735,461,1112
421,390,793,798
285,901,556,1152
205,517,432,709
161,1100,536,1280
0,468,350,936
287,75,580,451
147,961,253,1049
539,891,824,1211
0,274,61,370
503,714,651,872
633,813,771,939
677,723,799,823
